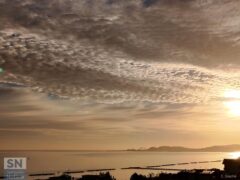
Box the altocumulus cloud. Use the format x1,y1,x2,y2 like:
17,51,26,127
1,0,240,149
1,30,240,104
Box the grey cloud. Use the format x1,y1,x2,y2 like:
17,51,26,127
1,29,240,104
0,116,87,131
1,0,240,65
0,129,44,138
2,0,240,149
1,0,240,105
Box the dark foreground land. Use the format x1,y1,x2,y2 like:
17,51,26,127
44,170,240,180
48,172,115,180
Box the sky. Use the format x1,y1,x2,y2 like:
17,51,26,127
1,0,240,150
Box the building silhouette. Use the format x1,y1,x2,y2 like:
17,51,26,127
223,158,240,175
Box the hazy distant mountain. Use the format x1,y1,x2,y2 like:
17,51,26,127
128,144,240,152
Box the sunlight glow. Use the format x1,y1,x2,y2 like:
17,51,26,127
223,89,240,117
229,152,240,159
224,89,240,99
224,101,240,117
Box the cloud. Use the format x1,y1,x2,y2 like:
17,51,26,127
1,0,240,106
143,0,159,7
1,29,240,105
2,0,240,64
1,0,240,149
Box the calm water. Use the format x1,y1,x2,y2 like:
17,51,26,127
0,151,235,180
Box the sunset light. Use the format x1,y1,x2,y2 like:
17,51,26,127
224,101,240,117
224,90,240,117
3,1,240,179
229,152,240,159
224,89,240,99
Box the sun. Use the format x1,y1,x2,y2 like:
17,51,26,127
223,89,240,117
224,101,240,117
229,152,240,159
224,89,240,99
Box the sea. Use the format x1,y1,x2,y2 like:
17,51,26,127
0,151,237,180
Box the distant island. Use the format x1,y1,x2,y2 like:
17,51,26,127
127,144,240,152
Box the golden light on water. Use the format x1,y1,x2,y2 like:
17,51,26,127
229,152,240,159
223,89,240,117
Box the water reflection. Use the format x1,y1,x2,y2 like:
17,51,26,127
229,152,240,159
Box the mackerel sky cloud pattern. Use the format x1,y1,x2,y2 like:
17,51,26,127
1,0,240,149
